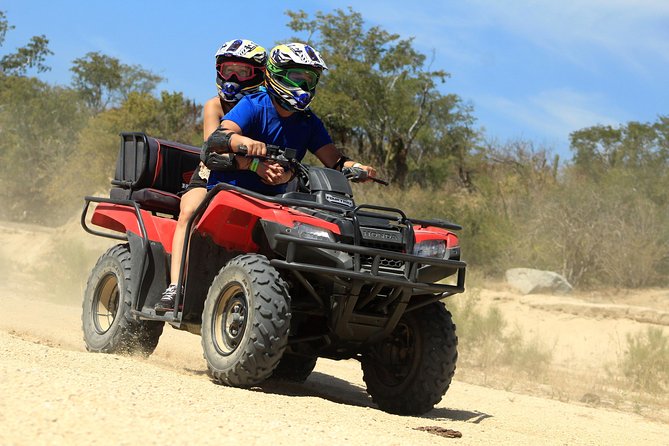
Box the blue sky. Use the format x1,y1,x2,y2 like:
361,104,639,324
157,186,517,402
2,1,668,159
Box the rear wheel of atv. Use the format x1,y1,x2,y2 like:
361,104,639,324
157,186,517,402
201,254,290,386
271,352,317,382
361,302,458,415
82,244,164,356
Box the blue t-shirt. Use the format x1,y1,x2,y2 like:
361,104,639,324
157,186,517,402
208,91,333,195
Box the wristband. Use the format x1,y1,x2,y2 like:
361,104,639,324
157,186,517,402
249,158,260,172
332,155,350,171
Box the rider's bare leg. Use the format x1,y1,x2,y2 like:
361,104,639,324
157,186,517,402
170,187,207,284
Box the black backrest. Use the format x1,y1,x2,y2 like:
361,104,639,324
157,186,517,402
113,132,201,194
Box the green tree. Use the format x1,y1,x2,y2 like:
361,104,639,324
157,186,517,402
286,7,475,183
0,11,8,45
0,75,88,223
0,11,53,75
48,90,202,216
411,94,479,188
570,117,669,207
70,51,164,114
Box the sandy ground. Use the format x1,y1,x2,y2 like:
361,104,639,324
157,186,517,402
1,220,668,445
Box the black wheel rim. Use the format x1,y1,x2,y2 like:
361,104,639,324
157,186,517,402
92,273,120,334
371,321,418,387
212,281,248,356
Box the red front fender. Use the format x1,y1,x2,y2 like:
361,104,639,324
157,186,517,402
195,190,340,252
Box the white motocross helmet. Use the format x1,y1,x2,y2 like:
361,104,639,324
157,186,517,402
265,42,328,111
215,39,267,102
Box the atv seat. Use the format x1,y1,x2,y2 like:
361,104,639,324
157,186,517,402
110,132,201,216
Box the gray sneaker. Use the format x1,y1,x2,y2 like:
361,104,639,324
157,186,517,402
155,284,183,312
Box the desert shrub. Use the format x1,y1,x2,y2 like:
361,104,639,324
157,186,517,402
524,171,669,288
449,288,553,375
620,327,669,393
500,327,553,375
0,76,89,224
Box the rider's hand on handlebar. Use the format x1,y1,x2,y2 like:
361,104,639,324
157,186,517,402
355,163,377,181
235,136,266,156
346,163,377,182
343,164,388,185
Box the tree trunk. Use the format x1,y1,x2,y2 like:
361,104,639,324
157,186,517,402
385,137,409,184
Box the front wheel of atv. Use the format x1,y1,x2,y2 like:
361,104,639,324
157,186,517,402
82,244,164,356
361,301,458,415
201,254,290,386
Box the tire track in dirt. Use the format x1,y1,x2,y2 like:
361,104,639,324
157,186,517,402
1,293,668,445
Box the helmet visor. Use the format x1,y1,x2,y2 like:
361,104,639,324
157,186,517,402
275,67,320,90
216,62,261,81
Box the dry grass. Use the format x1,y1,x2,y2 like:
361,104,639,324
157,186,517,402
448,283,669,422
620,326,669,393
448,282,554,384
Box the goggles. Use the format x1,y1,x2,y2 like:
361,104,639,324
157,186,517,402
273,67,320,90
216,62,261,81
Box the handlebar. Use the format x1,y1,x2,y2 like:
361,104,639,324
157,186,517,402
342,166,389,185
236,144,296,164
236,144,388,185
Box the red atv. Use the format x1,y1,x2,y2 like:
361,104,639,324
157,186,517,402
81,132,466,415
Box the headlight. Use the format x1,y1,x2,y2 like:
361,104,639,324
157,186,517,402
292,222,335,242
412,239,446,258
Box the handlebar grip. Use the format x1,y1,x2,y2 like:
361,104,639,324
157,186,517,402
343,167,389,185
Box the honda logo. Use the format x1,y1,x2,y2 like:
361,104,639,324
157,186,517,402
360,229,402,243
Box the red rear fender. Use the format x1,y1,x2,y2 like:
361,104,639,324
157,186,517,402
90,203,177,252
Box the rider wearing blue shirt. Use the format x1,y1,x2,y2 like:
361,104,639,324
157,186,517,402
206,42,376,196
207,90,332,195
157,42,377,313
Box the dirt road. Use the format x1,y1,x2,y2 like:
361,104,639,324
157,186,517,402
1,293,667,446
0,220,668,445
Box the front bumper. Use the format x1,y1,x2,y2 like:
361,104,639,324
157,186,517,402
269,233,466,295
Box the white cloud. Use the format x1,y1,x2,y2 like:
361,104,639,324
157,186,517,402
480,88,622,141
351,0,669,75
464,0,669,72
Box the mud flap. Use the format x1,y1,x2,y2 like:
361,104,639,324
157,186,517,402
127,232,169,312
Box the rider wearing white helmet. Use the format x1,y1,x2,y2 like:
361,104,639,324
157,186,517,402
215,38,267,104
156,39,267,313
158,42,377,312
